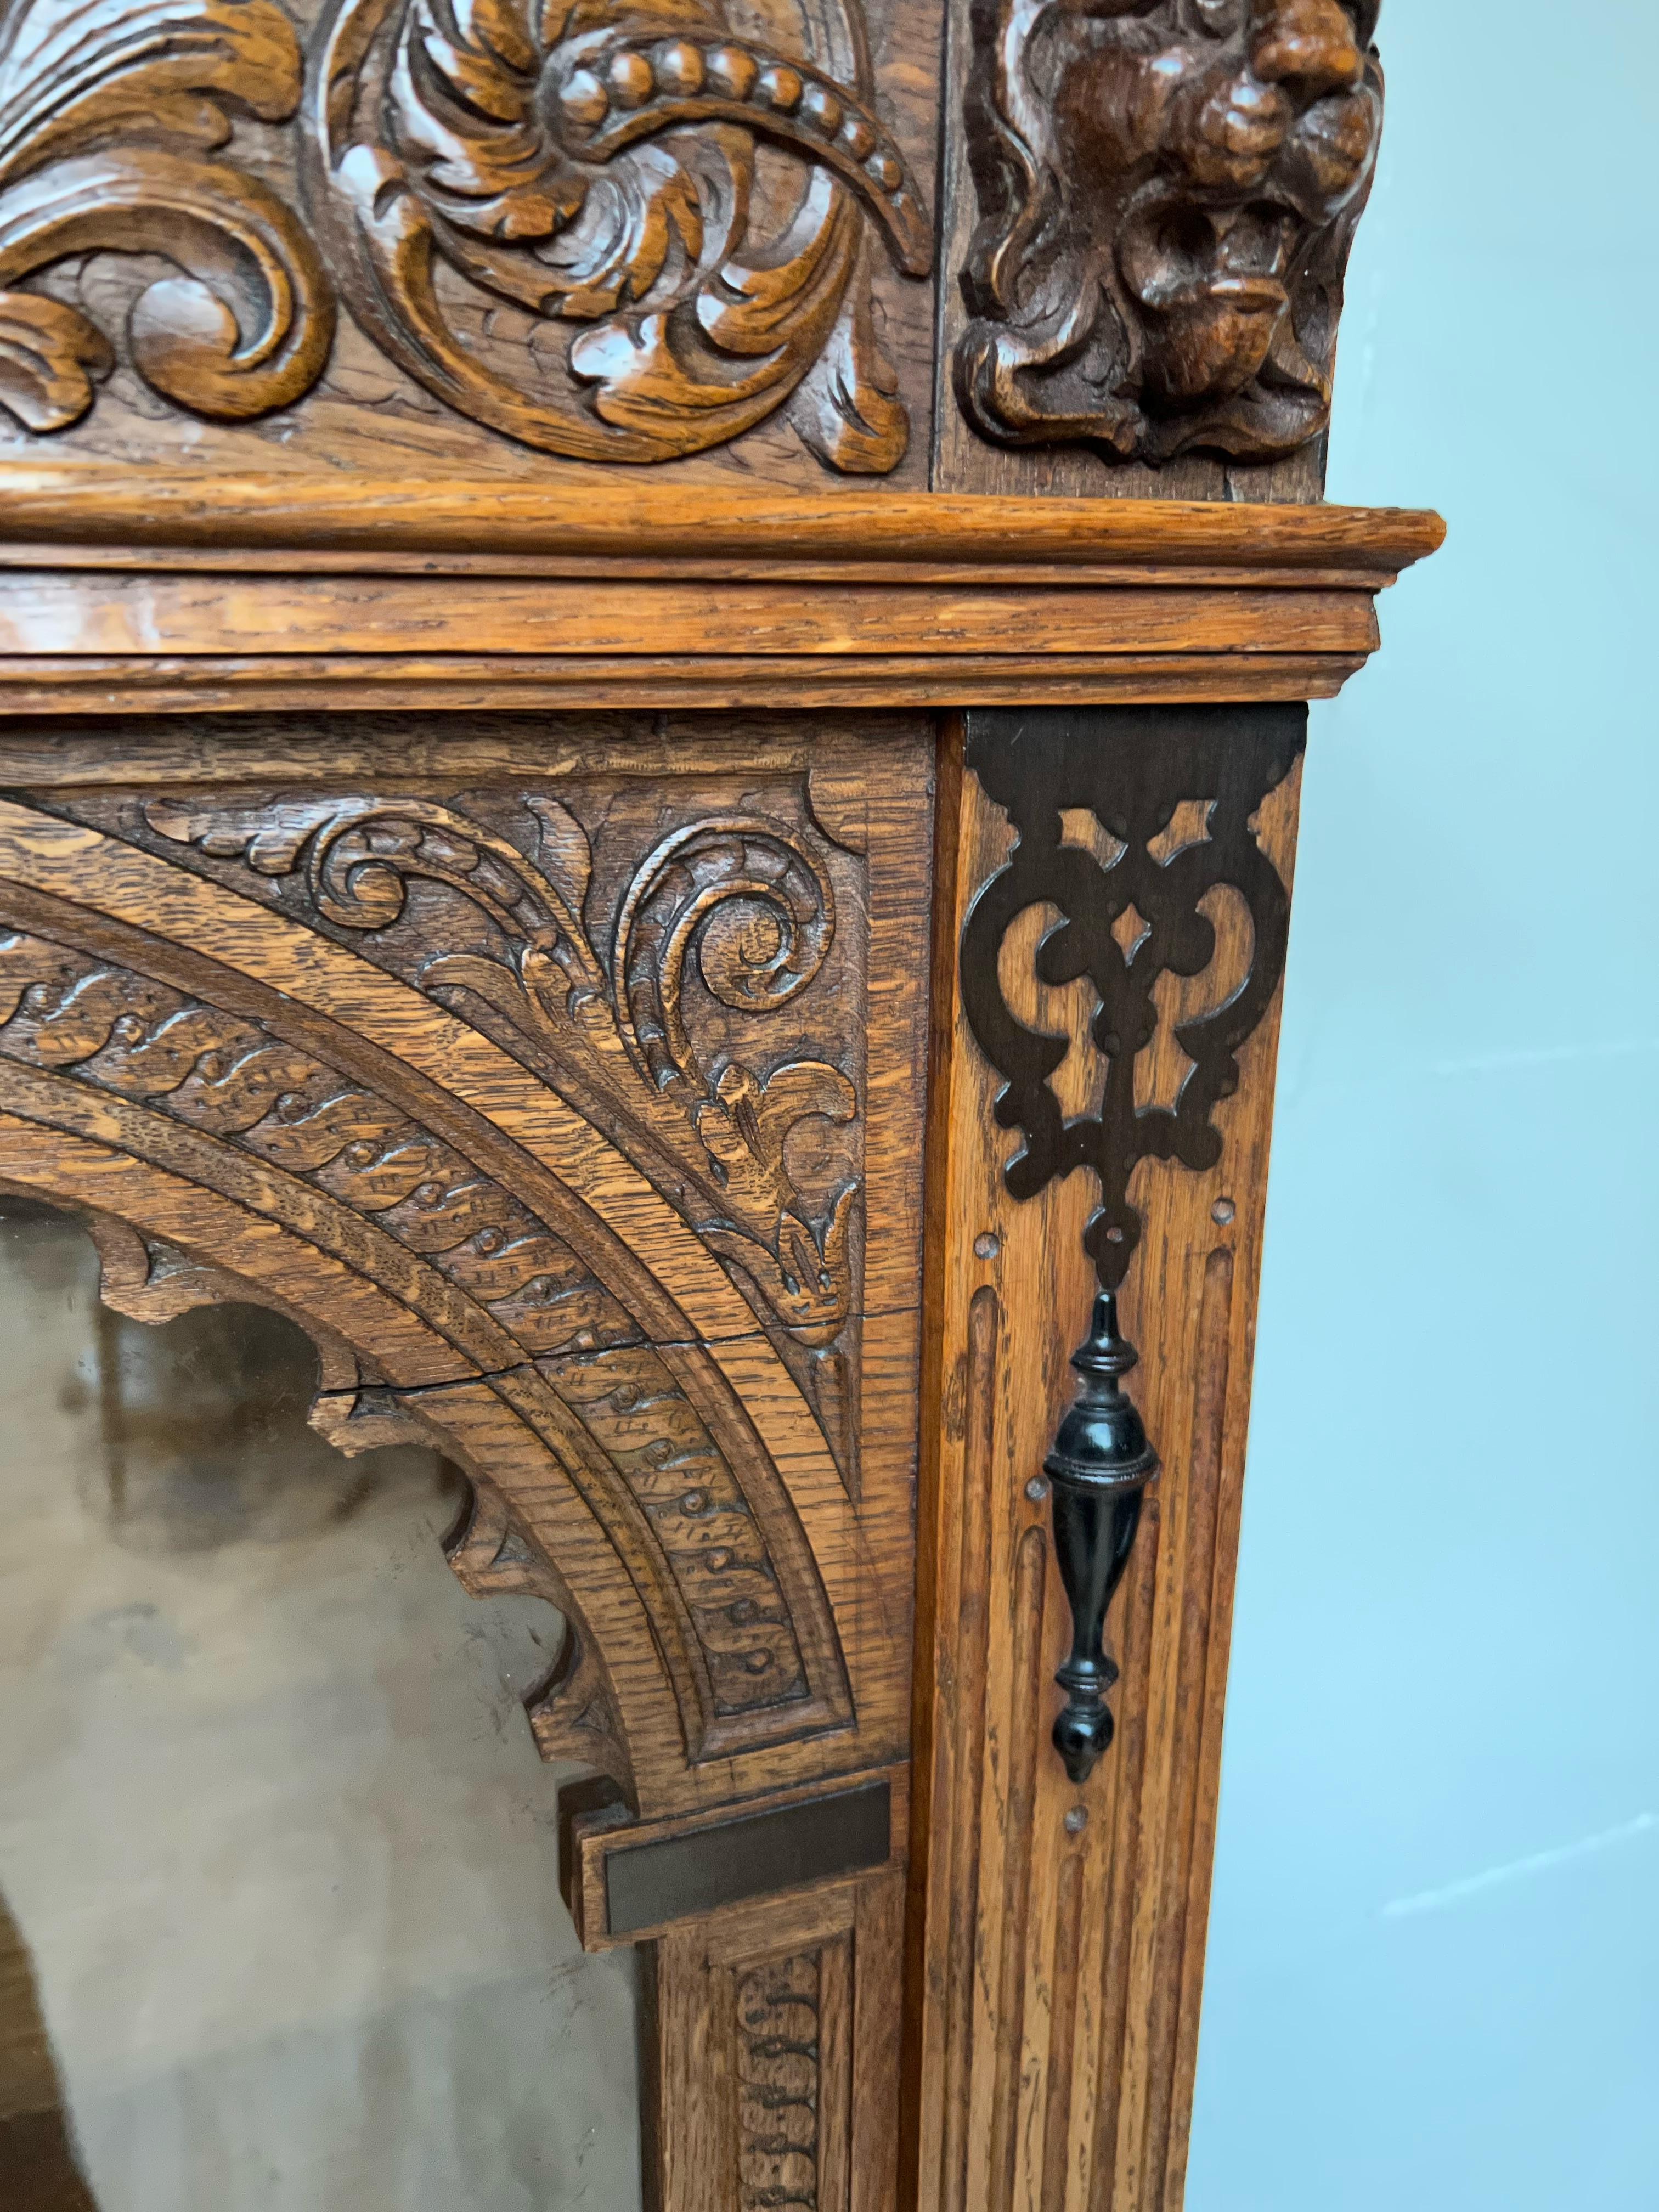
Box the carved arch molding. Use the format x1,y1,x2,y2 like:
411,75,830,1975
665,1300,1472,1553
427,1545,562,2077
0,751,927,1833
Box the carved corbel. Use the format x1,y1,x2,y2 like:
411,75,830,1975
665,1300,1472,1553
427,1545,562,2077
955,0,1385,462
958,703,1303,1778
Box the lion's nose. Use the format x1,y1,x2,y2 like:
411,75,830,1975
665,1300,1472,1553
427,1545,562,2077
1250,0,1365,99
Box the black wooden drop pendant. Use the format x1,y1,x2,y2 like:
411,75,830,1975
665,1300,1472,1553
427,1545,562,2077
958,705,1304,1785
1045,1293,1160,1783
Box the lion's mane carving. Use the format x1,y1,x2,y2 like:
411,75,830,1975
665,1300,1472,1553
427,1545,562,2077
956,0,1383,462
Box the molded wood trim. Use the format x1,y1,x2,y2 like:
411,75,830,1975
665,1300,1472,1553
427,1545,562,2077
0,467,1444,577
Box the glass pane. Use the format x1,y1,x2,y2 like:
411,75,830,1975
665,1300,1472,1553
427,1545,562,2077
0,1198,642,2211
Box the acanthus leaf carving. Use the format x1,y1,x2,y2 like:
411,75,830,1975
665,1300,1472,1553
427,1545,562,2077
141,790,861,1359
955,0,1383,464
0,919,840,1761
0,0,334,430
788,229,907,475
302,0,930,467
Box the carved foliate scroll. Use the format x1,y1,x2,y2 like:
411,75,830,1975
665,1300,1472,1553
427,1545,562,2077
0,0,929,467
0,0,334,433
956,0,1383,462
305,0,933,467
0,917,853,1781
138,792,858,1328
53,778,868,1488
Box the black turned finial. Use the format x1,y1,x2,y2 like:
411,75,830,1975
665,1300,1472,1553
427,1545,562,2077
1045,1291,1161,1785
959,708,1302,1786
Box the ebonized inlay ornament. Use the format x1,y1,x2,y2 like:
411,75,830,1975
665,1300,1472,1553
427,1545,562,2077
960,704,1305,1779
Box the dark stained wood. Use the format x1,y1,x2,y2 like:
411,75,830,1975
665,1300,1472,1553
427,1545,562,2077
0,1888,95,2206
563,1767,908,1949
934,0,1384,499
601,1784,891,1942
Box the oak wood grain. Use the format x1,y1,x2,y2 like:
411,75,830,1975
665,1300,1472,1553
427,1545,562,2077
654,1868,905,2212
0,574,1383,660
0,651,1375,715
909,722,1304,2212
0,743,932,1818
0,467,1444,571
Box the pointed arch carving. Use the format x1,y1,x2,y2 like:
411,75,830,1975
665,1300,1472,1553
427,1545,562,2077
0,799,889,1820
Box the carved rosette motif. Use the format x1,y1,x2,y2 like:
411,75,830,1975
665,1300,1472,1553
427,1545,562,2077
119,786,865,1480
0,921,850,1778
956,0,1384,461
0,0,334,432
302,0,931,466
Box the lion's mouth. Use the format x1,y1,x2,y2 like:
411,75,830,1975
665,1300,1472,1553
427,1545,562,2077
1115,195,1300,406
1132,262,1293,410
1152,271,1287,318
1120,196,1297,309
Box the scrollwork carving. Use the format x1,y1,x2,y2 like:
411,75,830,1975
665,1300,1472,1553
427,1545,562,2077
303,0,931,467
0,0,334,431
140,789,861,1357
0,923,824,1736
955,0,1383,463
959,704,1304,1779
737,1949,822,2212
613,816,855,1343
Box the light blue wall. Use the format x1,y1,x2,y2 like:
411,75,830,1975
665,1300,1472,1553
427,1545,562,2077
1186,5,1659,2207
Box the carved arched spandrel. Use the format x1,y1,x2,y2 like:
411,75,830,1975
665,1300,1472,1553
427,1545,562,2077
0,887,862,1809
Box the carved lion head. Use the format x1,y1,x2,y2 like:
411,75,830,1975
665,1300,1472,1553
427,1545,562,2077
958,0,1384,461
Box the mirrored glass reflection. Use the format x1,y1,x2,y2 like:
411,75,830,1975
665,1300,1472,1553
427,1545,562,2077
0,1197,642,2210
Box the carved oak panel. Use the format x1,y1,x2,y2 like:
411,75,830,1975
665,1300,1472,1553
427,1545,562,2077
0,0,940,480
0,714,933,1842
56,772,874,1480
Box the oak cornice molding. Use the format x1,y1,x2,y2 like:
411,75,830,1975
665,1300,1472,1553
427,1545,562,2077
0,465,1444,576
0,468,1442,714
